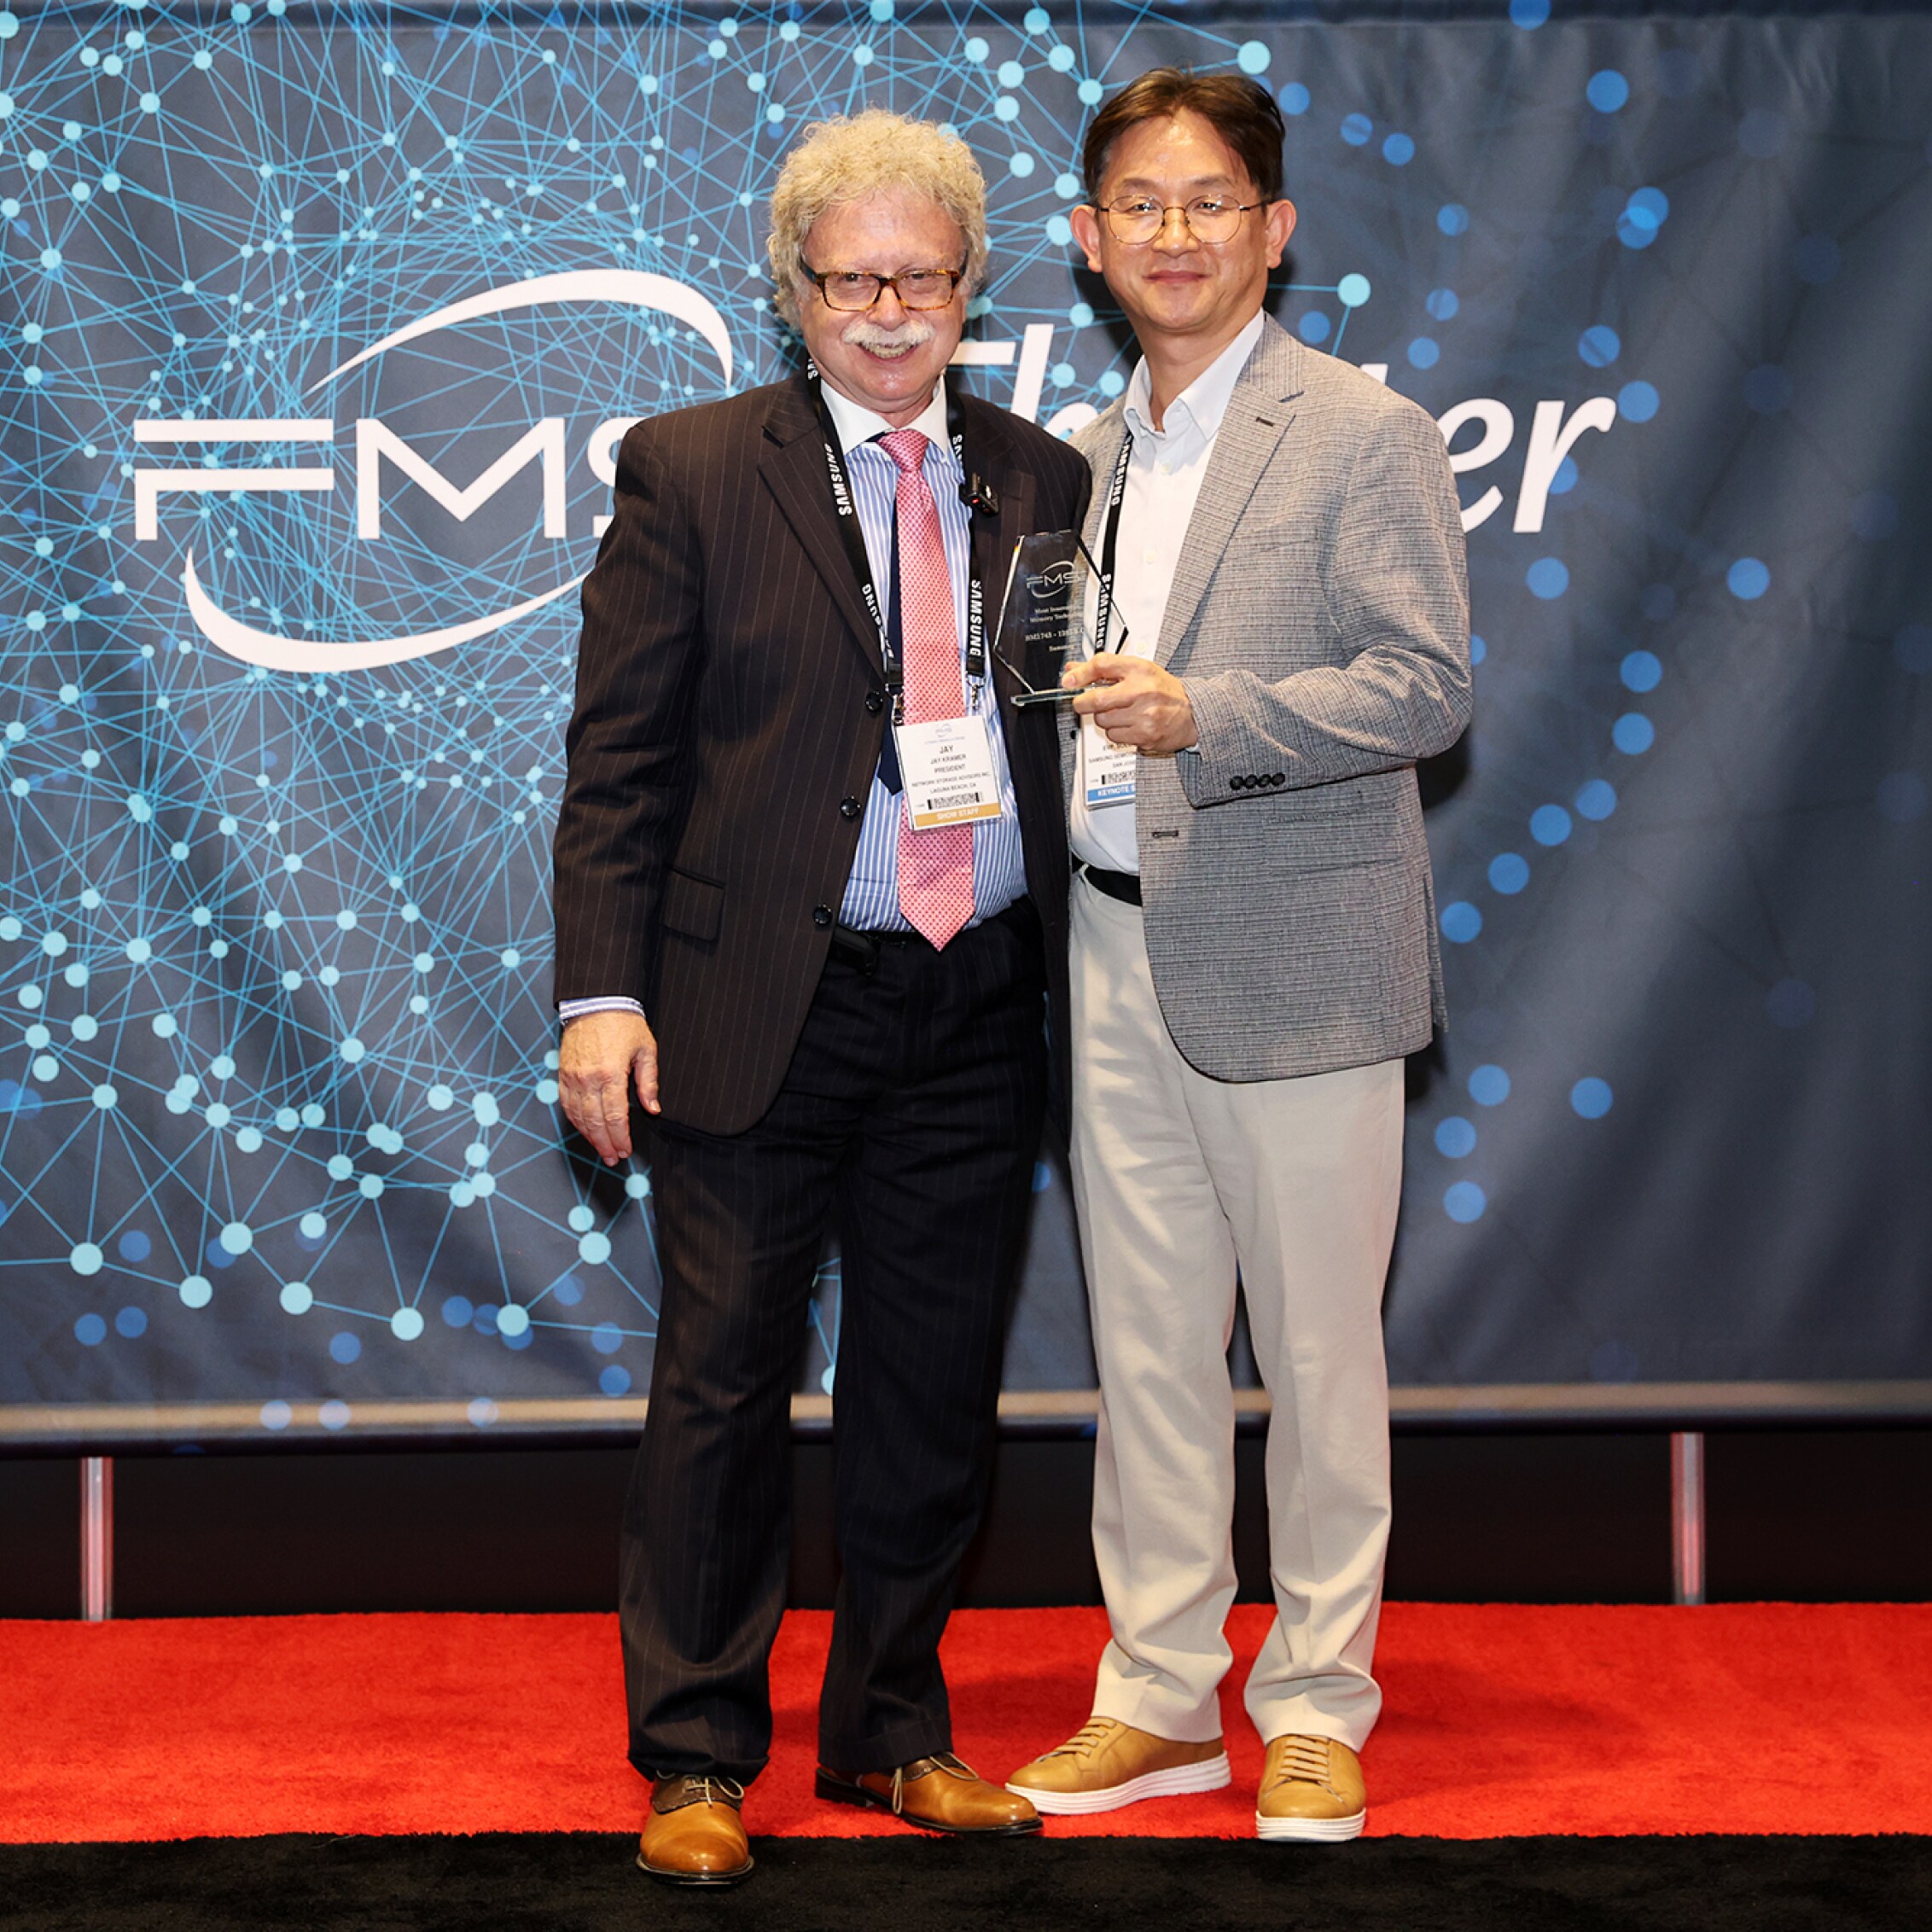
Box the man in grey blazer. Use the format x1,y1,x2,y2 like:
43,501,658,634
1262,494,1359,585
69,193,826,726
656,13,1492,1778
1006,69,1469,1841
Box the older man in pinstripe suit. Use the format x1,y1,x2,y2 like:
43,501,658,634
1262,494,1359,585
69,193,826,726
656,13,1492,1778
552,112,1088,1885
1005,71,1470,1842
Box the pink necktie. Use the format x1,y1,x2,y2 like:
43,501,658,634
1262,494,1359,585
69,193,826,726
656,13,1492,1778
881,428,975,949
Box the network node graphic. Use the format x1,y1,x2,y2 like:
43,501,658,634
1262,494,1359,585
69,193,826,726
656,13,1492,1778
5,4,1925,1414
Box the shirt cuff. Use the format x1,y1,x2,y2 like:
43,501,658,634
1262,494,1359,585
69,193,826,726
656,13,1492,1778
558,997,644,1023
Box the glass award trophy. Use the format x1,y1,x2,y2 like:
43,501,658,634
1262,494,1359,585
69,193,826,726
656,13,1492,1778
992,530,1091,707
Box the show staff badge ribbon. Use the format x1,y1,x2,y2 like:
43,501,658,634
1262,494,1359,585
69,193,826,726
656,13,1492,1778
895,714,1004,830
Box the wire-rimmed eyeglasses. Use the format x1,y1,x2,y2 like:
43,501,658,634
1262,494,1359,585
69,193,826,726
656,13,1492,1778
1096,196,1266,245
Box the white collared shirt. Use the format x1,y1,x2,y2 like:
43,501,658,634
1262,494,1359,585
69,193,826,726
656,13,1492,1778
816,375,948,460
1070,309,1266,876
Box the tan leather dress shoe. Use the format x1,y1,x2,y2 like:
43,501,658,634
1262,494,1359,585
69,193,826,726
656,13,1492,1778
1007,1716,1231,1815
816,1752,1042,1834
1256,1734,1367,1842
637,1773,754,1886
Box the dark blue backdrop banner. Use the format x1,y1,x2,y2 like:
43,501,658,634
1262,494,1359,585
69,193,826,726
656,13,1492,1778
2,3,1927,1432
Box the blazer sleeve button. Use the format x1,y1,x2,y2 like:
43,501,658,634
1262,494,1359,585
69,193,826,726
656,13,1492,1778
840,796,861,819
1271,772,1285,786
864,690,886,715
1230,777,1243,792
812,905,834,928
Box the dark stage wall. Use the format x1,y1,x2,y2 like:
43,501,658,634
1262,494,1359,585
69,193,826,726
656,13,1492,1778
12,1429,1932,1619
2,2,1928,1439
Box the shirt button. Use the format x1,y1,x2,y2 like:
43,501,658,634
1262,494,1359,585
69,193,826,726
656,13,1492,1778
864,690,885,715
812,905,834,928
839,796,861,819
1143,548,1158,564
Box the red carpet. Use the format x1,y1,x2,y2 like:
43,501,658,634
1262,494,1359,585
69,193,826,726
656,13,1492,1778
3,1603,1929,1842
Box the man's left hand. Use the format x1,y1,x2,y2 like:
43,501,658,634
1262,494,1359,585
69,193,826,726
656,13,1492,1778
1063,654,1198,754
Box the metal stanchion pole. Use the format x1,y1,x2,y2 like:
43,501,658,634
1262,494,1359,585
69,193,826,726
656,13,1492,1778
80,1456,113,1622
1670,1430,1705,1606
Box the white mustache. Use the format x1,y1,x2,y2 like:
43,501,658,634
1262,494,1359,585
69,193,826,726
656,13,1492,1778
841,315,936,357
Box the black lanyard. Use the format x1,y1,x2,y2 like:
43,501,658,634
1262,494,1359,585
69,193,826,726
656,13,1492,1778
806,364,986,722
1089,428,1136,657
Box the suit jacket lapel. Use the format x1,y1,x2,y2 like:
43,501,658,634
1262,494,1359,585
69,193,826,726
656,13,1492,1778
1155,320,1305,665
957,399,1067,879
1078,409,1130,558
758,377,886,675
759,379,1049,686
1056,406,1129,807
957,396,1039,710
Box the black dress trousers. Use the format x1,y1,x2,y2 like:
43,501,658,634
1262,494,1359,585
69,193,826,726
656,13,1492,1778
618,899,1047,1782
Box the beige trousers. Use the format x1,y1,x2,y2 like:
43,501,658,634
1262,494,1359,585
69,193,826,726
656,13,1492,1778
1069,873,1403,1753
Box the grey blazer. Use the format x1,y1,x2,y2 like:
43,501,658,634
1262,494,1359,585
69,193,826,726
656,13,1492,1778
1067,314,1472,1082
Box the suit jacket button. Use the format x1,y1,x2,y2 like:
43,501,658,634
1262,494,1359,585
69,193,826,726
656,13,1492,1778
812,905,834,928
840,796,861,819
1271,772,1285,786
1230,777,1243,792
864,690,886,715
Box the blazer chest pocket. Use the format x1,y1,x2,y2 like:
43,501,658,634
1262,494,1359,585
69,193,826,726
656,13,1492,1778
661,866,724,944
1234,513,1321,567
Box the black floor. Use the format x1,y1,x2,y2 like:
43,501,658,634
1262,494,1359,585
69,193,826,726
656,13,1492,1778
3,1834,1929,1932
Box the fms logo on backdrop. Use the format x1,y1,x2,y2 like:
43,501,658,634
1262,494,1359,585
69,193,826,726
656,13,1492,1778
130,271,1621,674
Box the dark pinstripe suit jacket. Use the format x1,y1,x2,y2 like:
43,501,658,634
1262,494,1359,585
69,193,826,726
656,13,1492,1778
553,375,1091,1137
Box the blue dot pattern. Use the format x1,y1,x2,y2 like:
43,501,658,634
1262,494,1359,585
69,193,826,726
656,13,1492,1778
1570,1079,1613,1120
0,3,1924,1414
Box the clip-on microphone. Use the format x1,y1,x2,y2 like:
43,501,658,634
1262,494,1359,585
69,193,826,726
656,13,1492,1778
960,473,1000,516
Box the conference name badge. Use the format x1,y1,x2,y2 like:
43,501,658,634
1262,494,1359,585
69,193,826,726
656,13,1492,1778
896,716,1004,830
1081,713,1138,809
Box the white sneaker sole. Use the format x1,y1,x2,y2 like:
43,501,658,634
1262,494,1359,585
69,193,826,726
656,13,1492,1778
1254,1807,1366,1842
1007,1753,1231,1816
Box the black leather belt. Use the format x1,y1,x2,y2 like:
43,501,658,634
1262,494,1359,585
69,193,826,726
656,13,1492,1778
829,898,1037,975
827,923,916,975
1079,864,1143,908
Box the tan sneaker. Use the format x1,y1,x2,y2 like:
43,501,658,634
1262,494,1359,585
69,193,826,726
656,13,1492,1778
1006,1717,1230,1815
1256,1734,1366,1842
